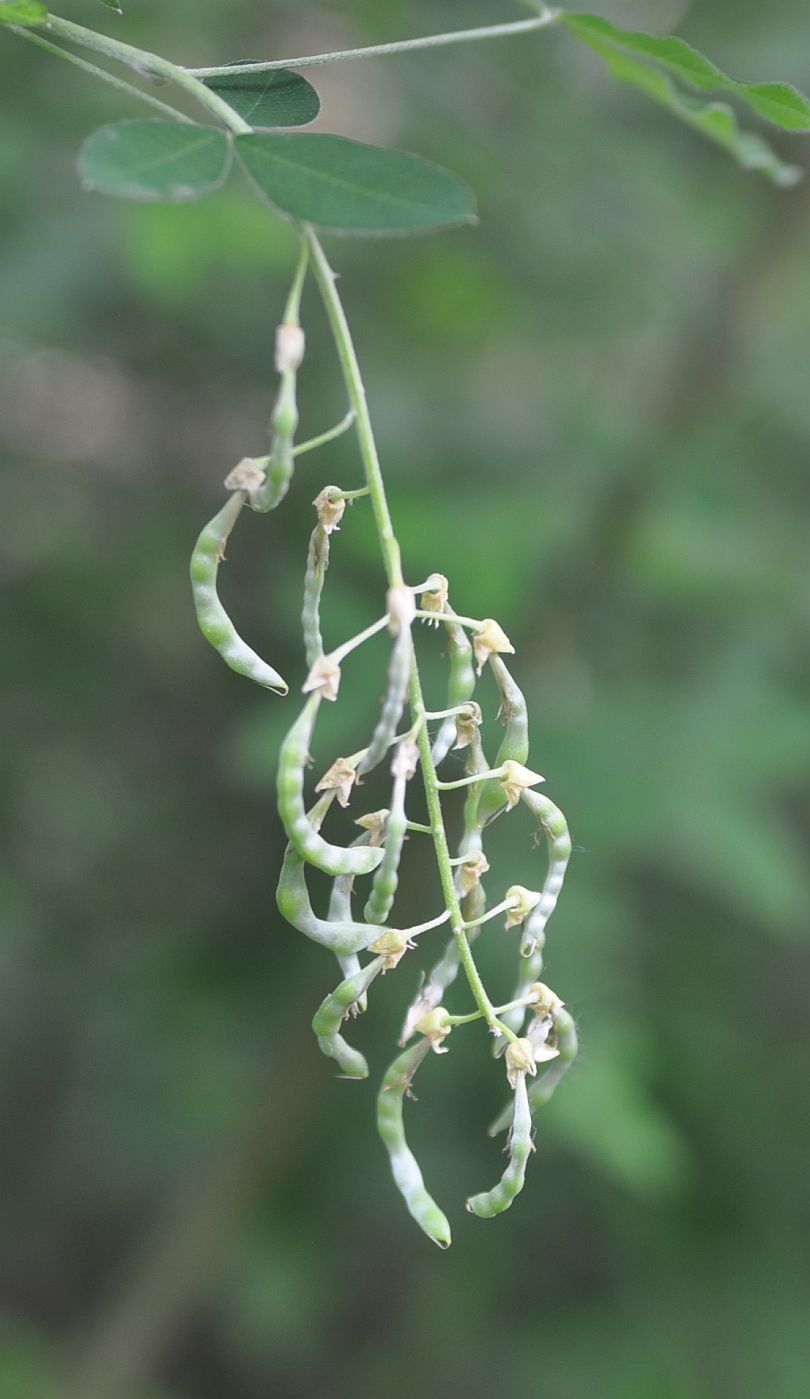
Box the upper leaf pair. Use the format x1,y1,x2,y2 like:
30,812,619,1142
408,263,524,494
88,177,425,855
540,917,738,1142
565,13,810,186
79,120,477,234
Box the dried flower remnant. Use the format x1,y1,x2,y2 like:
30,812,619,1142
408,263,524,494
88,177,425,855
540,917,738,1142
419,572,449,624
504,885,541,929
415,1006,452,1053
459,849,490,896
316,756,358,808
313,485,347,533
473,618,514,673
303,654,342,701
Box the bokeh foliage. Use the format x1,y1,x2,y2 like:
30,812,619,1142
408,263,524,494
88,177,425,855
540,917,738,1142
1,2,809,1396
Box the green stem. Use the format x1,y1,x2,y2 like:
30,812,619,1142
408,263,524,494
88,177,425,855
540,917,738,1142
438,768,504,791
306,230,516,1042
293,410,356,458
414,609,483,630
283,236,309,325
42,14,251,133
447,994,538,1028
11,25,193,121
330,486,370,503
305,229,402,585
187,8,562,77
330,614,390,665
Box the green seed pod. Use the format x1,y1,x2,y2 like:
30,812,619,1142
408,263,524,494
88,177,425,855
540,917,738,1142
190,492,288,695
250,331,300,514
329,825,385,1010
302,522,329,669
377,1039,451,1248
358,622,413,778
276,843,389,956
399,734,488,1045
364,741,415,925
399,939,459,1046
467,1073,532,1218
519,789,571,956
526,1002,578,1115
488,1001,578,1136
492,792,570,1044
431,614,476,765
277,696,384,878
312,956,386,1078
477,655,529,827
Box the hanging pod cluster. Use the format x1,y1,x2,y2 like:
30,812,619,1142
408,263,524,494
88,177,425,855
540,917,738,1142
3,0,805,1256
190,245,577,1246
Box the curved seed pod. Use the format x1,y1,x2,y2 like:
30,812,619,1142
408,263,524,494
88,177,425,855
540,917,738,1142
467,1073,532,1218
312,956,386,1078
251,435,294,513
495,942,545,1046
488,1002,578,1136
190,492,288,695
492,792,570,1047
251,320,304,514
431,613,476,766
399,734,488,1045
399,938,459,1047
477,655,529,827
526,1003,578,1114
276,843,388,956
302,522,329,668
329,825,385,1011
364,742,415,925
277,696,383,878
519,788,572,956
455,728,490,926
358,624,413,778
377,1039,451,1248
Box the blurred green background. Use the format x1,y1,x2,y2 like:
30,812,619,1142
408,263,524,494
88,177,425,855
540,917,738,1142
2,2,809,1396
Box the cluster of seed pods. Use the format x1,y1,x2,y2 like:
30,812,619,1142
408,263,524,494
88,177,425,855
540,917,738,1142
190,256,577,1247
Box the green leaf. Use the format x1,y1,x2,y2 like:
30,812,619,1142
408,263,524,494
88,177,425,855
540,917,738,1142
0,1,47,24
235,133,477,235
567,29,802,187
78,120,232,203
203,65,320,129
96,0,123,12
565,14,810,131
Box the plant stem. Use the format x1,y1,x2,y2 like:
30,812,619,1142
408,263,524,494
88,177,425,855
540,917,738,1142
330,614,390,665
414,609,483,630
283,237,309,325
187,9,562,77
463,897,517,931
293,410,356,458
438,768,504,791
306,227,515,1041
42,14,251,133
447,994,538,1028
330,486,370,503
305,229,403,585
11,25,193,121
